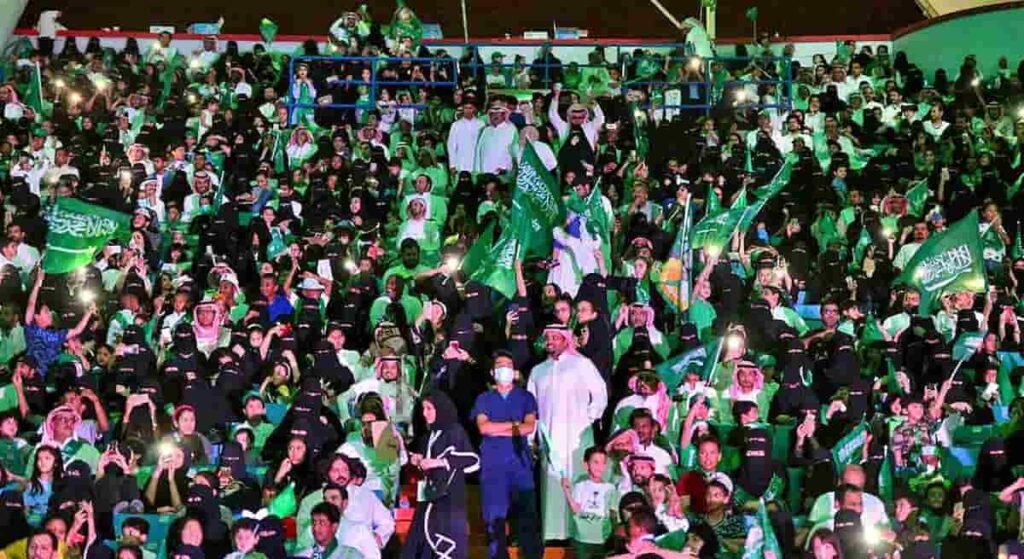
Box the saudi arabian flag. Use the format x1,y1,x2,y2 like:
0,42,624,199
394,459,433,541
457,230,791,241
461,221,496,278
690,193,748,255
832,421,868,472
741,500,781,559
753,158,794,200
43,198,131,274
468,232,520,299
905,179,930,217
895,210,986,316
655,344,707,392
511,142,564,259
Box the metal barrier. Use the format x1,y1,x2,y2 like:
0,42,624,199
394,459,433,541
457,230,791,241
287,47,793,122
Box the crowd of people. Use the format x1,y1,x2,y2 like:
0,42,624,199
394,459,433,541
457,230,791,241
0,4,1023,559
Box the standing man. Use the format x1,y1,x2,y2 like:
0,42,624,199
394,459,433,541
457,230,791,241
446,100,484,174
528,324,608,543
474,99,518,175
471,351,542,559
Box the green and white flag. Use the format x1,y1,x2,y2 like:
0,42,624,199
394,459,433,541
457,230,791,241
895,210,986,315
690,194,748,255
43,198,130,274
952,331,985,362
905,179,930,217
655,344,707,392
832,421,868,472
741,500,782,559
511,142,564,259
468,233,520,299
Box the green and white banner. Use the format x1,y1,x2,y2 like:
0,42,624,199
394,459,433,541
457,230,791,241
43,198,130,274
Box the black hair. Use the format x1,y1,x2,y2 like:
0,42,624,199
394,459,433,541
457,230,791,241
583,446,607,462
628,507,658,535
28,530,58,552
121,516,151,537
311,501,341,524
836,483,863,506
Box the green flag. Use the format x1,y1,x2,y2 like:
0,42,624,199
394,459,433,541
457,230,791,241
24,62,51,118
461,221,496,277
905,180,930,217
511,142,564,259
878,446,894,502
655,529,690,552
811,211,841,252
741,500,781,559
952,331,985,362
705,187,721,216
468,233,520,299
1008,172,1023,202
1012,225,1024,261
267,481,297,517
655,344,707,392
745,6,759,20
690,193,751,255
895,210,986,315
259,18,279,44
832,421,868,472
752,158,794,200
43,198,131,274
628,101,650,159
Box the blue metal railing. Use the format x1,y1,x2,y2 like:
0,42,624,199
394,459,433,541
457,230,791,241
287,48,793,122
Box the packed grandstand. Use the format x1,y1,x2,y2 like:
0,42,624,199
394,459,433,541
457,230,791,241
0,3,1021,559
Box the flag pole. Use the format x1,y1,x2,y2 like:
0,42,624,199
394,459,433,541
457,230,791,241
679,195,691,327
460,0,470,43
706,324,729,387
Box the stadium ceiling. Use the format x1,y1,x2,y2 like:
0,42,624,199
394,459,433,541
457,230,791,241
16,0,1006,39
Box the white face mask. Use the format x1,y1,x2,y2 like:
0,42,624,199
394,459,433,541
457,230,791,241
494,367,515,385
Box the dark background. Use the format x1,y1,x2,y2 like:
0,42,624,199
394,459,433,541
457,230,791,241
19,0,924,39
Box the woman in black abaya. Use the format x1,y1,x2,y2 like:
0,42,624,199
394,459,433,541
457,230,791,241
402,392,480,559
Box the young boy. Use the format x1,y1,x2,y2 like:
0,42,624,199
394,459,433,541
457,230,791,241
561,446,619,559
119,516,155,559
225,519,261,559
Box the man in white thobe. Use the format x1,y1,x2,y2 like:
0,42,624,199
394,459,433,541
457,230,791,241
527,323,608,541
474,100,518,175
548,86,604,151
446,101,485,173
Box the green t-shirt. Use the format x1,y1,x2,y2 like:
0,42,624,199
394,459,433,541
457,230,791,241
0,384,19,414
570,478,618,544
0,437,30,476
690,299,717,342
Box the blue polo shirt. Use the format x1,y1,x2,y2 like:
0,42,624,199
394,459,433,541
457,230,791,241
470,386,537,470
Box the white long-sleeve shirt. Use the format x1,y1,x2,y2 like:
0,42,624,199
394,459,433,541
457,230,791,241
446,117,485,173
36,11,66,39
346,484,395,547
474,121,517,174
548,101,605,150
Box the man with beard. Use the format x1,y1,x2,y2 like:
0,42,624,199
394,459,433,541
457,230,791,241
549,85,604,179
616,454,656,495
473,99,517,175
527,324,607,543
